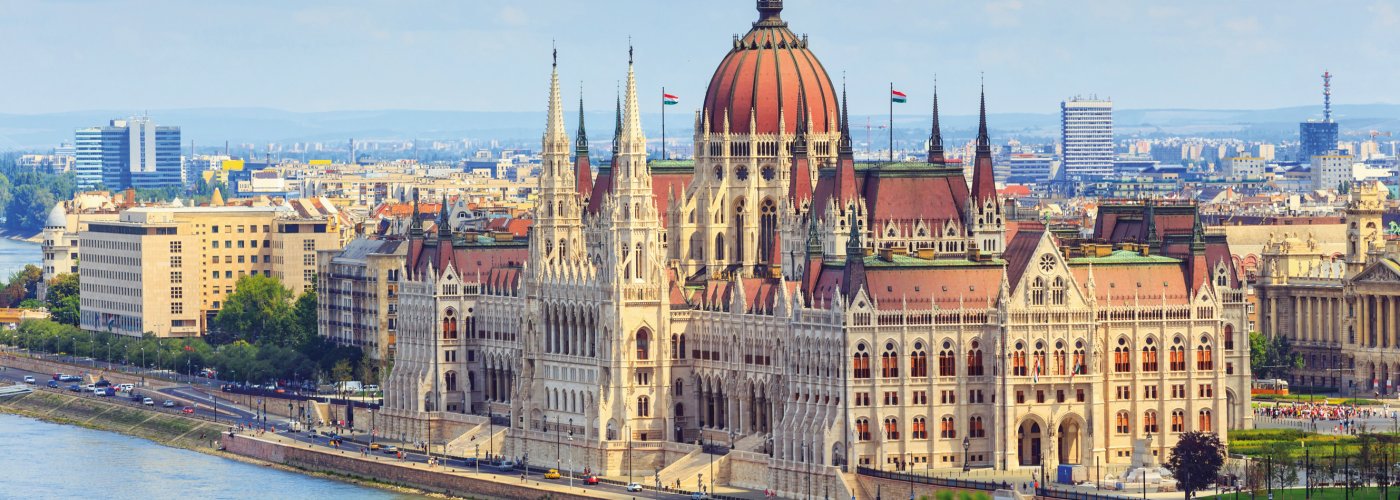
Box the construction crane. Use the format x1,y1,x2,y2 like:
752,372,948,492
864,116,887,156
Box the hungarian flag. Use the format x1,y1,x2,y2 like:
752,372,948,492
890,89,907,103
1032,356,1041,383
662,93,679,105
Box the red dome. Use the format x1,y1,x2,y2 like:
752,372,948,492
702,2,839,136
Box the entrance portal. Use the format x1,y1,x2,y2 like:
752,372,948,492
1057,419,1082,465
1018,419,1042,466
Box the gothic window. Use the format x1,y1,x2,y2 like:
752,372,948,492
1197,336,1214,370
637,396,650,417
1032,341,1047,378
1171,410,1185,433
736,166,749,181
1114,337,1131,373
1170,337,1186,371
1054,342,1067,375
1198,409,1213,432
1030,277,1045,306
714,165,724,180
883,417,900,440
442,309,458,340
968,416,986,438
937,341,955,377
445,371,458,392
939,416,956,439
1051,276,1067,305
1039,254,1055,273
733,198,747,261
967,340,984,376
881,342,899,378
1073,340,1087,375
761,165,775,181
1012,341,1028,377
1115,411,1131,434
635,328,651,360
855,418,871,441
1224,324,1235,351
1143,411,1159,434
759,199,777,264
714,234,726,262
853,343,871,379
1142,337,1159,372
910,342,928,378
911,417,928,439
671,334,679,359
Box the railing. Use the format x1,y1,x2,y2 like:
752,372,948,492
1037,487,1136,500
856,466,1010,492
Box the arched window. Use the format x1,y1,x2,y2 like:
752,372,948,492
939,416,957,439
911,417,928,439
1030,277,1045,306
883,417,900,440
1051,276,1067,305
1144,411,1159,434
1198,409,1213,432
968,416,986,438
1012,342,1028,377
442,308,458,339
853,344,871,379
1197,337,1214,370
881,342,899,378
637,396,650,417
635,328,651,360
670,334,679,359
967,341,984,376
855,418,871,441
910,342,928,378
1032,342,1047,378
1072,340,1087,375
1170,340,1186,371
732,198,746,261
1171,409,1185,433
1224,324,1235,351
937,341,955,377
1115,411,1131,434
444,371,458,392
714,233,726,263
1114,338,1131,373
1142,337,1159,372
759,199,777,264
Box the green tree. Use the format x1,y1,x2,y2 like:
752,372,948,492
1166,431,1226,499
331,359,353,384
292,291,318,348
4,184,56,234
0,264,43,307
211,274,297,346
44,273,80,325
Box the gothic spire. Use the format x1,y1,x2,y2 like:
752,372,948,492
928,78,945,165
976,79,990,150
970,79,997,203
409,188,423,239
543,46,567,150
612,85,623,153
436,194,452,240
575,86,589,155
837,76,852,155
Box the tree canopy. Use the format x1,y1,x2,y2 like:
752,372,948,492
1167,431,1226,499
210,274,304,347
45,273,79,325
1250,331,1303,379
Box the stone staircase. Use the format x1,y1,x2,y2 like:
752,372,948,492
733,432,767,453
657,448,727,491
444,421,507,458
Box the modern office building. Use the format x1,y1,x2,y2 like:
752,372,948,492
77,197,351,337
74,117,182,189
1312,152,1354,191
1005,153,1057,184
1299,72,1339,163
1060,98,1114,179
1225,156,1266,178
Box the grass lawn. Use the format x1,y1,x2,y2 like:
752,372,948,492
1202,486,1389,499
1252,394,1385,406
1229,428,1358,460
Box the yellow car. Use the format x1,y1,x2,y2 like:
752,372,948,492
544,469,561,479
369,443,382,451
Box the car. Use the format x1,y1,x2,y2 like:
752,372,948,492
463,457,478,466
118,383,134,392
22,376,35,384
626,483,643,492
143,398,154,406
129,393,143,402
364,385,380,392
544,469,561,479
61,375,81,382
369,443,382,451
181,407,195,414
94,380,111,388
163,400,176,408
67,384,81,392
690,492,710,500
380,446,399,454
585,475,599,485
47,381,59,388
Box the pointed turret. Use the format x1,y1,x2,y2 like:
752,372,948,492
788,86,813,207
840,205,867,300
833,81,859,206
970,83,997,204
575,91,594,199
927,81,945,165
1144,201,1160,252
408,189,424,239
437,195,452,241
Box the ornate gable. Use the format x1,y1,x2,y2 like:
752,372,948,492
1353,259,1400,284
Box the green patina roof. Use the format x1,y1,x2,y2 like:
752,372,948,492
825,254,1006,268
1066,249,1180,265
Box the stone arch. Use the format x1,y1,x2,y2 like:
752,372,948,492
1056,414,1085,465
1017,415,1046,466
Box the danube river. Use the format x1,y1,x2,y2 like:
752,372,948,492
0,414,425,499
0,239,420,499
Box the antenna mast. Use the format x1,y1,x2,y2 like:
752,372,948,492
1322,71,1332,123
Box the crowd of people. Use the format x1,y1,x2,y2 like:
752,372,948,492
1256,401,1399,433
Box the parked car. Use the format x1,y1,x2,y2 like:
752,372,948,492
364,385,380,393
163,400,176,408
690,492,709,500
626,483,643,492
118,383,134,392
368,443,382,451
67,384,81,392
544,469,561,479
22,376,35,384
60,375,82,382
181,407,195,414
94,379,111,388
47,380,59,388
143,398,155,406
585,475,599,485
380,446,399,454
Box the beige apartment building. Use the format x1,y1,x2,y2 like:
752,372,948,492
317,237,406,369
78,199,350,338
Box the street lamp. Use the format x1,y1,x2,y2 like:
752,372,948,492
963,436,971,472
567,419,574,489
1143,431,1151,500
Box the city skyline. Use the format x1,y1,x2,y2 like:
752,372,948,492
0,0,1395,117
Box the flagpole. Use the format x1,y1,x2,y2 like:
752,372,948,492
889,82,894,163
661,86,667,160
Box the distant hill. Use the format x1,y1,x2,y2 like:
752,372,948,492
1,104,1397,151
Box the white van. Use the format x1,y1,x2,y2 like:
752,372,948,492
118,383,134,392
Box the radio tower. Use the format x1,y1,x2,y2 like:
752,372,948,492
1322,71,1332,123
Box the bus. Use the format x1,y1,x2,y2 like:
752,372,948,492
1251,378,1289,396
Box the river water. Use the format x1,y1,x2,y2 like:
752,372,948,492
0,239,419,499
0,413,423,500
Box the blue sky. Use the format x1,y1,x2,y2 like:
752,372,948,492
0,0,1394,117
